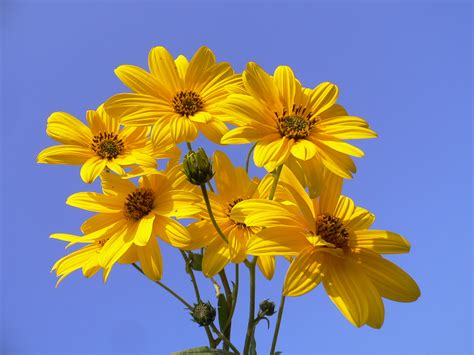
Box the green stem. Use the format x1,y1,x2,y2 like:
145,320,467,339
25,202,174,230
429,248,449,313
186,141,193,151
179,252,216,348
243,257,258,354
200,184,229,244
132,263,193,310
210,323,241,354
219,270,233,350
268,165,283,201
270,294,286,355
245,143,257,173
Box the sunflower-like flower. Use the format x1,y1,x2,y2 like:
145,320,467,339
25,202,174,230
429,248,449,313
187,151,276,279
231,168,420,328
37,106,179,183
51,168,201,283
104,46,241,144
220,63,377,179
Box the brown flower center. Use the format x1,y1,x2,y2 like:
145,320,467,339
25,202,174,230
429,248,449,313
315,214,349,249
226,197,246,228
91,132,124,160
172,90,204,117
276,105,318,139
123,188,155,221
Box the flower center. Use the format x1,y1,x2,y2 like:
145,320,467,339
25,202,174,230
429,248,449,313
172,90,204,117
276,105,318,139
226,197,246,228
91,132,124,160
315,214,349,249
123,188,155,221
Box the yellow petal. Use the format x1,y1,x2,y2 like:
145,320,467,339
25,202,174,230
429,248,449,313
316,135,365,157
213,150,253,201
322,253,381,328
148,46,182,94
313,141,356,179
273,66,297,110
284,155,325,198
231,199,306,229
290,139,317,161
154,215,192,249
228,227,248,263
319,171,343,215
80,156,107,184
283,247,323,296
81,212,124,234
99,223,135,275
136,237,163,281
46,112,92,146
185,46,217,91
118,246,139,264
170,116,199,143
254,135,293,170
257,256,276,280
37,145,91,165
350,230,410,254
67,191,123,213
115,65,162,97
175,54,189,80
218,94,277,128
186,220,216,250
308,82,339,116
221,126,268,145
133,214,156,246
343,207,375,231
334,195,355,222
243,62,280,106
189,111,212,123
247,226,310,256
351,248,420,303
197,120,229,144
100,171,136,197
319,125,377,139
202,238,230,277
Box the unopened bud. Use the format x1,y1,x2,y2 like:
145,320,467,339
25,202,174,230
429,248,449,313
183,148,214,185
258,299,276,317
191,301,216,327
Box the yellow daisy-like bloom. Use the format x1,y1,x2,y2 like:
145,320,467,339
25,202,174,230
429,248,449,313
231,169,420,328
104,46,241,145
187,151,276,279
51,169,201,283
220,63,377,179
37,106,179,183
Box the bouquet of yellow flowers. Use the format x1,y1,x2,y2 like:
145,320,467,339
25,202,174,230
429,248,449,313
38,46,420,354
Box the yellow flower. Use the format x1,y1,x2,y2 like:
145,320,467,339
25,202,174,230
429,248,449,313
220,63,377,179
104,46,241,145
37,106,179,183
187,151,276,279
51,169,201,283
231,168,420,328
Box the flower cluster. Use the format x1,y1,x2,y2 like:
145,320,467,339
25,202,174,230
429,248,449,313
38,46,420,353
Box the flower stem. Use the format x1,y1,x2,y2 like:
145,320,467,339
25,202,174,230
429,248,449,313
210,323,241,354
186,141,193,151
245,143,257,173
200,184,229,244
243,256,258,354
222,263,239,334
178,252,216,348
131,263,193,310
270,294,286,355
268,165,283,200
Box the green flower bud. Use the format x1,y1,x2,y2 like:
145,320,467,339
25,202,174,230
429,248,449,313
258,299,276,317
191,301,216,327
183,148,214,185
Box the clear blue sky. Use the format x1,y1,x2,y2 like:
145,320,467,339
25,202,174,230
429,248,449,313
1,1,472,354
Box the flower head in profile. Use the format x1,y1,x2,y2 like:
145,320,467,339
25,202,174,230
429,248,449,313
37,106,179,183
187,151,276,279
51,168,201,283
231,168,420,328
105,46,241,144
220,63,377,179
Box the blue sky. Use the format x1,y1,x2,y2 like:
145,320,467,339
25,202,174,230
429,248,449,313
1,1,472,354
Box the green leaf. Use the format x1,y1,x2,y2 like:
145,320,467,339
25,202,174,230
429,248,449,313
190,253,203,271
172,346,236,354
217,293,229,331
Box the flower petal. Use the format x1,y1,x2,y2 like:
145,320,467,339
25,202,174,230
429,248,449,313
350,230,410,254
257,256,276,280
273,66,297,110
46,112,92,146
67,192,123,213
319,171,343,215
283,247,324,296
114,65,162,97
37,145,92,165
254,136,293,170
136,237,163,281
202,238,230,277
247,226,310,256
148,46,182,94
228,227,248,263
133,214,156,246
243,62,280,106
290,139,317,161
80,156,107,183
154,215,193,249
197,120,229,144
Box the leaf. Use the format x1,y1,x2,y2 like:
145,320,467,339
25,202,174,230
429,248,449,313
217,293,229,331
190,253,203,271
172,346,237,354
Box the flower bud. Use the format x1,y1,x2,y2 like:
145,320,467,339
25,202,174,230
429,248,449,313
183,148,214,185
191,301,216,327
258,299,276,317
